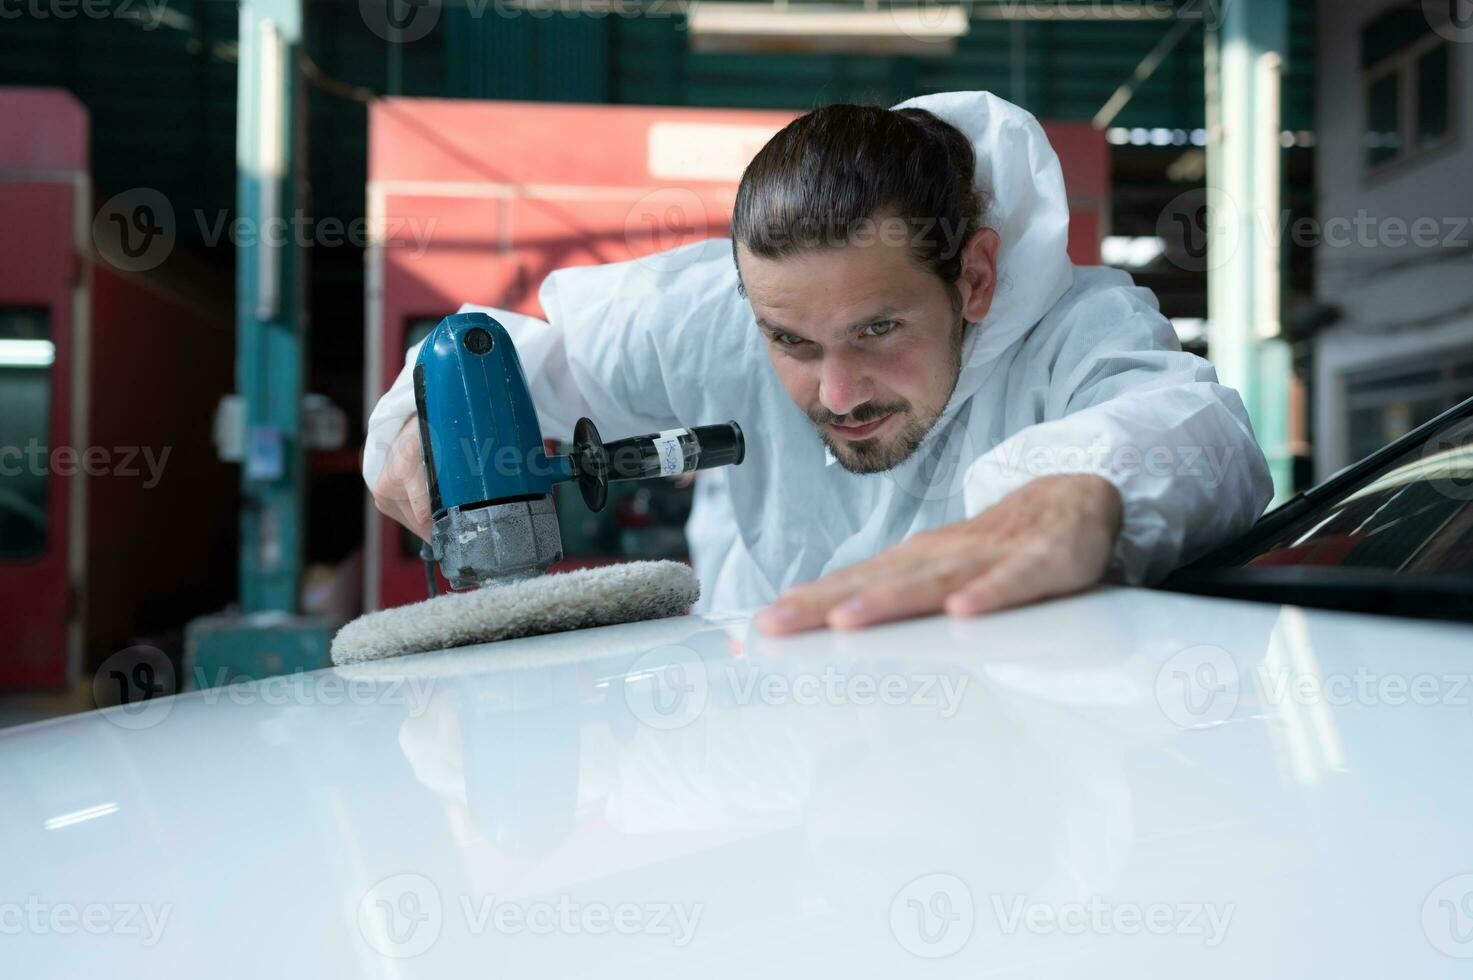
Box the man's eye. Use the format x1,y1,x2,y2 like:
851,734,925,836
775,333,807,347
863,320,899,337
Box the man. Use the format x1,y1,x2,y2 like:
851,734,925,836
363,91,1272,636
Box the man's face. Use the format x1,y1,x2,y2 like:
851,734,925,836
737,227,998,474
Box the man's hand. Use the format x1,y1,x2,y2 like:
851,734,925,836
371,415,434,542
753,474,1123,635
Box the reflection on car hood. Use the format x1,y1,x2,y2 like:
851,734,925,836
5,586,1473,977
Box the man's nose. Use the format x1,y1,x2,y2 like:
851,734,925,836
817,352,872,418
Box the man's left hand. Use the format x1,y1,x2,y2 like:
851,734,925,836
753,474,1124,635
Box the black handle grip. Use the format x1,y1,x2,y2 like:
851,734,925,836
602,422,745,480
571,418,745,512
690,422,745,470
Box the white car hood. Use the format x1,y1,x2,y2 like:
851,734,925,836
4,587,1472,977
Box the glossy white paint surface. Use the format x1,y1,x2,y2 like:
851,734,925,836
5,587,1473,976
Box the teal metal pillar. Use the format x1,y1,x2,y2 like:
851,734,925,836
187,0,328,686
236,0,305,611
184,0,330,686
1206,0,1294,503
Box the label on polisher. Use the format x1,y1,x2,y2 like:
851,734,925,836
654,428,690,476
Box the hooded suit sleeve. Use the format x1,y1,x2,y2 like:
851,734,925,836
960,270,1274,585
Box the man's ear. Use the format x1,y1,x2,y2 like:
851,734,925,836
955,229,1001,322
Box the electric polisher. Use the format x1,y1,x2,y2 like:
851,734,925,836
331,312,745,664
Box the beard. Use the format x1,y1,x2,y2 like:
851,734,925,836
809,313,966,475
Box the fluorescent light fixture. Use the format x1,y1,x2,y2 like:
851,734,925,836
0,339,56,367
972,1,1172,20
1101,235,1166,269
688,4,967,56
256,18,285,322
1170,318,1208,344
1104,127,1312,151
44,802,119,831
1108,127,1203,148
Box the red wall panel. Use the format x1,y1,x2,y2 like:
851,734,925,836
0,89,86,687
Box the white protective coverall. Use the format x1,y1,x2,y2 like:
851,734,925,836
363,91,1274,613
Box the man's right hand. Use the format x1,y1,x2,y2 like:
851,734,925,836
372,415,433,542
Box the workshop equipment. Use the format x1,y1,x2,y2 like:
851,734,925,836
331,312,744,664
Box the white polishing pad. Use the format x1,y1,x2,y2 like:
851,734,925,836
330,560,700,665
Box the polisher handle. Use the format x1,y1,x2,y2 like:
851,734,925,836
602,422,745,481
571,419,745,512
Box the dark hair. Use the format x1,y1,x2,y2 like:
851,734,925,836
731,104,986,289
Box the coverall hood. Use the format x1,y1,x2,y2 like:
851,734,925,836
891,91,1076,417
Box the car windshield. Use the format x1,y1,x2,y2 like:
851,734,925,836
1229,416,1473,574
1163,403,1473,624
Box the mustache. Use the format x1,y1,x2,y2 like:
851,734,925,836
808,400,910,426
